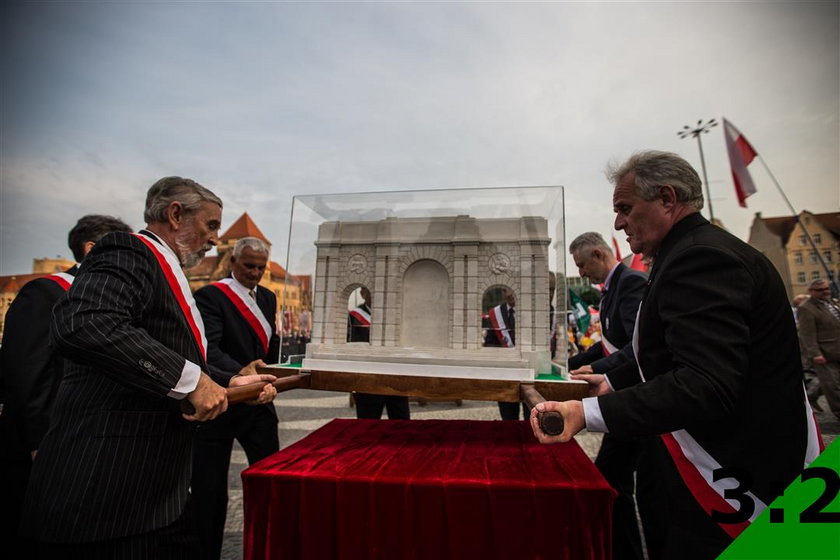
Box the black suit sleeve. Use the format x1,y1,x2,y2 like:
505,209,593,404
0,280,65,450
600,246,754,435
589,343,633,373
568,342,603,370
50,236,191,397
604,358,643,390
588,271,645,373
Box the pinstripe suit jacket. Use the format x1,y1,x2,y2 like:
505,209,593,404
20,231,204,543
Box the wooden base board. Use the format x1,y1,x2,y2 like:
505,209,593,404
257,365,588,403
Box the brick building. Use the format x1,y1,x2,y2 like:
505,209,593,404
748,210,840,299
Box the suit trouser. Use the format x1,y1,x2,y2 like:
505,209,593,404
26,495,201,560
813,360,840,417
354,393,410,419
497,401,530,420
0,410,31,548
191,403,279,560
595,433,645,560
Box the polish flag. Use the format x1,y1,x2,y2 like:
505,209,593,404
723,118,758,207
611,235,622,260
630,253,647,272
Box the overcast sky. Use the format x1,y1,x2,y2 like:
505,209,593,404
1,1,837,277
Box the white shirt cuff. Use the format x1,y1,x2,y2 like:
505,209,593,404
167,360,201,399
582,397,609,433
603,374,616,392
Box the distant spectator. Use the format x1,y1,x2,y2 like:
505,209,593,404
797,279,840,418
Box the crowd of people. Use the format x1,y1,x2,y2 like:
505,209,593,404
0,151,834,559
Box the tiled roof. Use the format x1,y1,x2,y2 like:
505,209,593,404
759,211,840,244
220,213,270,243
269,261,290,281
0,273,49,293
296,275,312,291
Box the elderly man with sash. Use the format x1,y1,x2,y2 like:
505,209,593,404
0,214,131,548
20,177,276,558
533,152,821,559
192,236,282,560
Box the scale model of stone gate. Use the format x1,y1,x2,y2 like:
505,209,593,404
305,215,552,374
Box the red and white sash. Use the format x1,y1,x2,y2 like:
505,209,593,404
211,278,271,354
602,335,619,356
633,305,822,538
349,306,371,327
133,232,207,360
45,272,75,291
488,305,513,348
660,430,762,538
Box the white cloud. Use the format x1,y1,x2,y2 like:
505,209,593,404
1,1,837,275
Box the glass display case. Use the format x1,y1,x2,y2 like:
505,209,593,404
279,186,569,382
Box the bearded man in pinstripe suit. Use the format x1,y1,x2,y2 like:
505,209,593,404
20,177,277,558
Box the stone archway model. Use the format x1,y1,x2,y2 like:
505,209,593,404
304,215,552,381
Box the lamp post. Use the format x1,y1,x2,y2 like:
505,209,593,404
678,118,718,223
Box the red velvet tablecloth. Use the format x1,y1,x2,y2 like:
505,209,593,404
242,419,615,560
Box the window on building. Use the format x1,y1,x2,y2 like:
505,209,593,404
799,235,807,246
814,233,822,245
794,252,803,265
812,271,821,281
825,250,833,263
810,251,819,264
798,272,806,283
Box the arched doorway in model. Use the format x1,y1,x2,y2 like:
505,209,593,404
400,259,449,348
482,285,516,348
346,285,372,343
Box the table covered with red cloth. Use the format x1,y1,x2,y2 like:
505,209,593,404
242,419,616,560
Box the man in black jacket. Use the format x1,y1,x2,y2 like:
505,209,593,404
0,214,131,547
192,236,282,559
533,151,821,559
20,177,276,557
568,231,648,560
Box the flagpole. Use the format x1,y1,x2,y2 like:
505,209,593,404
678,118,718,224
755,155,839,297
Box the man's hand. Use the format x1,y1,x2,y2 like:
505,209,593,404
571,372,613,397
570,365,594,375
230,373,278,405
813,355,827,365
238,359,268,377
183,372,228,422
530,400,585,444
